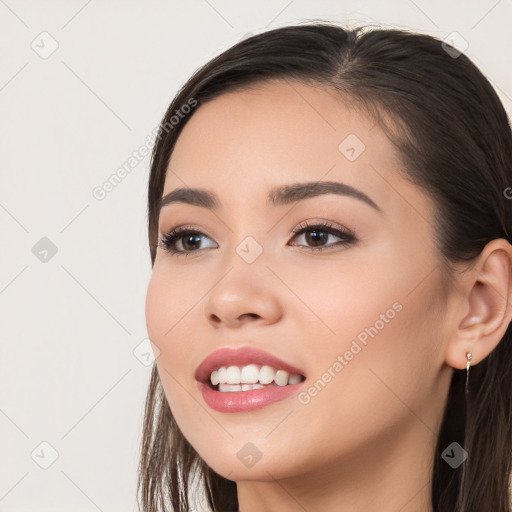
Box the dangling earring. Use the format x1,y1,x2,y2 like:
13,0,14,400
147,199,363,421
465,352,472,394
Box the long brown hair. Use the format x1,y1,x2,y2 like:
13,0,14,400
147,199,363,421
138,22,512,512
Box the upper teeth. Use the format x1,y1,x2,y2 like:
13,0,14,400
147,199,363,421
210,364,303,387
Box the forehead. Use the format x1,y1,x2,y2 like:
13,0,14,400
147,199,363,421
162,80,431,220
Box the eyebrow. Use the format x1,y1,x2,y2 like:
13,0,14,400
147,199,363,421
159,181,382,213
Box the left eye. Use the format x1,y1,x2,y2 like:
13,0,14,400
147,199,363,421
289,220,356,252
157,221,356,257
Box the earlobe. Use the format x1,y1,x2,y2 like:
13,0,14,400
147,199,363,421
444,238,512,371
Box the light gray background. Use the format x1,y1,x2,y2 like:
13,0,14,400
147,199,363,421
1,1,511,511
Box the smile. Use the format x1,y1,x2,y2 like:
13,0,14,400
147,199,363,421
195,346,307,412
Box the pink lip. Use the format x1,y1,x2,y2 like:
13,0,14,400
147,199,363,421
194,346,306,383
195,346,307,413
197,381,304,413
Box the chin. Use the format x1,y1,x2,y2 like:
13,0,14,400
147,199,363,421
193,441,304,482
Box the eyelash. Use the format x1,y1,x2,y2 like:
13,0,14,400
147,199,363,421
157,220,356,258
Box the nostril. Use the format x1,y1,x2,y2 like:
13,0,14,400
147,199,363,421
239,313,260,321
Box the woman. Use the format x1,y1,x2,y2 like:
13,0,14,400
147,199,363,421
138,22,512,512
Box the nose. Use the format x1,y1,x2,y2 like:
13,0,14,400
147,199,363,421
202,269,283,328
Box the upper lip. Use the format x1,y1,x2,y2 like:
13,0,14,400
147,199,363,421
195,346,306,383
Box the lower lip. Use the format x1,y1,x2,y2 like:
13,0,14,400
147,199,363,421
197,381,304,413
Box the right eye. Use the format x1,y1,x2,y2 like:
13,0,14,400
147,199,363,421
157,226,217,257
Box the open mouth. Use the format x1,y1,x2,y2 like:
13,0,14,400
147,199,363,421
206,364,306,392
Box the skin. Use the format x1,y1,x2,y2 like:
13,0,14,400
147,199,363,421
145,80,512,512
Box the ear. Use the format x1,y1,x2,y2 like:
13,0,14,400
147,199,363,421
444,238,512,370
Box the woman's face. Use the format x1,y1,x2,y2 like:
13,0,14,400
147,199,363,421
145,80,453,482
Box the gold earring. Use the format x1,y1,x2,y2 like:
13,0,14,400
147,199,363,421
465,352,472,394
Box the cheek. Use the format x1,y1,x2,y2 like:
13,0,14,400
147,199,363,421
288,251,441,410
145,270,172,353
145,264,200,378
283,282,439,473
145,261,200,344
145,266,203,427
279,253,406,355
